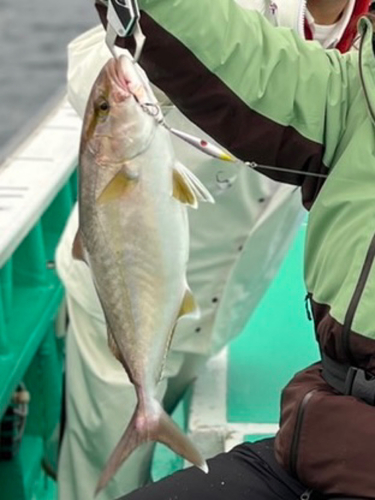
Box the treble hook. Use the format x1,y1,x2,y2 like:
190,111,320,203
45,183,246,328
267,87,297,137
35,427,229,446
216,170,238,191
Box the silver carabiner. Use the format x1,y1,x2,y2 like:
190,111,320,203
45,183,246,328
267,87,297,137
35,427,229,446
105,0,145,61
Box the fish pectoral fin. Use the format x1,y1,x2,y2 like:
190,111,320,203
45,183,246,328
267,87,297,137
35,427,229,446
178,287,200,319
173,161,215,208
97,170,138,204
172,167,198,208
72,231,87,263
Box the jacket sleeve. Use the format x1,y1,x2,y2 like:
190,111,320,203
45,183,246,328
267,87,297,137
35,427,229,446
96,0,354,206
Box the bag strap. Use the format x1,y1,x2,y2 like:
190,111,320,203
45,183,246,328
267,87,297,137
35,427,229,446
321,352,375,406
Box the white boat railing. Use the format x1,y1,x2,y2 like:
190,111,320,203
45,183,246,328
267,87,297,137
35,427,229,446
0,96,81,268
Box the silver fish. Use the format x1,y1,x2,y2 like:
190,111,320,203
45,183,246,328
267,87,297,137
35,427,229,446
73,54,213,495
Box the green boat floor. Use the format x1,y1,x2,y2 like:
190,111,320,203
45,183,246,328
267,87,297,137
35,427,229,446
228,223,319,424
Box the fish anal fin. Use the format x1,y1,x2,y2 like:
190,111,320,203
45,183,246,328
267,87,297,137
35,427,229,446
97,171,138,204
72,231,86,262
172,168,198,208
107,328,122,363
106,327,136,384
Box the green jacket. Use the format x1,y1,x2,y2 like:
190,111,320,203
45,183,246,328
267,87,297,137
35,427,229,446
97,0,375,495
134,0,375,345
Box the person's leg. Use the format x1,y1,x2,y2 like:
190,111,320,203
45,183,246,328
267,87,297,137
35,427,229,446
116,439,310,500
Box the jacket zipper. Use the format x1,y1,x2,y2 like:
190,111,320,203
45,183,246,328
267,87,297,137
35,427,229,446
297,0,307,37
304,292,322,342
289,389,316,477
304,292,312,322
342,233,375,363
300,489,313,500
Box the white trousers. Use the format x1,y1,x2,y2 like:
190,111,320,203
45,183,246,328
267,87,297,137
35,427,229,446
58,290,208,500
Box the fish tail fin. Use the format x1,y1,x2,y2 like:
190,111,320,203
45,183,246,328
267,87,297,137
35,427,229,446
156,403,208,474
94,406,142,497
94,398,208,496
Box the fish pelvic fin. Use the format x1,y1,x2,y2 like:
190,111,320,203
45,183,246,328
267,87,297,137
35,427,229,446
72,231,87,263
172,161,214,208
94,398,208,497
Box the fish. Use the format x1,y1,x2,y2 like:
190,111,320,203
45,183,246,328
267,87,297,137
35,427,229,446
72,53,214,496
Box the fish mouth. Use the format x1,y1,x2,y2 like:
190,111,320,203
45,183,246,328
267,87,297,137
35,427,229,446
117,55,150,105
107,57,133,99
106,55,161,121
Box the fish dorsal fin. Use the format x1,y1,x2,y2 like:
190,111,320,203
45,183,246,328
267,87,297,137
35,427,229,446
172,162,214,208
97,170,138,204
72,231,86,263
159,286,200,382
178,287,199,320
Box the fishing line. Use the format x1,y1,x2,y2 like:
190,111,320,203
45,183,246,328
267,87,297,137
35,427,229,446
139,100,375,187
243,162,328,179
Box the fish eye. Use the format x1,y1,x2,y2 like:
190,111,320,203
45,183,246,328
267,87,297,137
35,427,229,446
100,102,109,111
97,99,110,113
